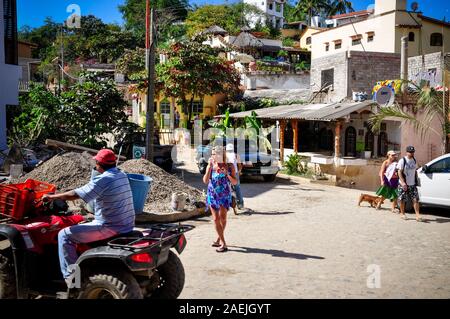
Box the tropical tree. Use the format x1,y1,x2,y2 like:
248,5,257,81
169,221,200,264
156,37,241,128
369,81,450,155
119,0,190,44
294,0,329,25
284,0,307,23
185,3,265,36
327,0,354,16
59,73,130,148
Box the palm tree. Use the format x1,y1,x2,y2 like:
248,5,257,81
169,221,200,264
327,0,355,16
369,81,450,155
294,0,329,26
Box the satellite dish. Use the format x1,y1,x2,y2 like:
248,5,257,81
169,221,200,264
374,86,395,107
411,2,419,12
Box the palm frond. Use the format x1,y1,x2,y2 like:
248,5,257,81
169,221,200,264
369,104,441,141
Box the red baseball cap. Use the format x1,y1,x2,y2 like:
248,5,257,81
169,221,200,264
93,149,117,165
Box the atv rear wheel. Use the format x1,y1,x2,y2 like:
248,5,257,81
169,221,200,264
0,251,16,299
78,272,143,299
148,251,185,299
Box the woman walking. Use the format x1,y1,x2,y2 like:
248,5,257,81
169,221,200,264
376,150,400,212
203,146,238,253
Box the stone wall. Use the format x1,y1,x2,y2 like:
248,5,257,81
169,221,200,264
408,52,450,87
310,51,348,103
244,73,310,90
347,51,401,97
243,89,312,104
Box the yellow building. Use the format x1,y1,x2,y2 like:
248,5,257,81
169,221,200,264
282,23,323,51
311,0,450,59
133,93,226,129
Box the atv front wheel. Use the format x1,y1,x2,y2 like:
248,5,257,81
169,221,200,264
0,251,16,299
78,272,143,299
148,251,185,299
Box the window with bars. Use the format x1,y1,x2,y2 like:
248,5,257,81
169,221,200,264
3,0,18,65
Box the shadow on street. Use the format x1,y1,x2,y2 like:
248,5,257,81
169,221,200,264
228,246,325,261
238,209,296,216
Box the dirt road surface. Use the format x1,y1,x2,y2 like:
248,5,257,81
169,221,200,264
175,162,450,299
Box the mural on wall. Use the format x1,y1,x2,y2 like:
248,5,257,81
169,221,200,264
410,68,443,88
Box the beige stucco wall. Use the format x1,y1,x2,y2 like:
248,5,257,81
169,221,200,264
312,10,450,60
311,12,397,59
395,16,450,57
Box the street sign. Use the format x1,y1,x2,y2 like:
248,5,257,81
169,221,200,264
133,145,146,159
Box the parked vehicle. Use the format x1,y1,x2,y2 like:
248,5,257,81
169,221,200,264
417,153,450,208
196,137,279,182
0,180,194,299
114,128,174,172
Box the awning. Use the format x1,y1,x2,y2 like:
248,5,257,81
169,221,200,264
217,100,375,121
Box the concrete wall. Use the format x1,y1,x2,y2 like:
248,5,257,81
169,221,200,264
310,51,349,102
400,112,443,166
244,73,310,90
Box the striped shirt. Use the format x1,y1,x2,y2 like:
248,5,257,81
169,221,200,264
75,167,135,233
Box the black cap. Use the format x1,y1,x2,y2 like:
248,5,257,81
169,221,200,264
406,146,415,153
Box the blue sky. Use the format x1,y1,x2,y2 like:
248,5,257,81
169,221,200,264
17,0,450,29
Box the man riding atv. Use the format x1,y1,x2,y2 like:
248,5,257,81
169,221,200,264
43,149,135,286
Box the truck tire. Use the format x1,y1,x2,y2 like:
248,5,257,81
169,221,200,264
0,252,16,299
263,174,277,182
149,251,185,299
78,272,143,299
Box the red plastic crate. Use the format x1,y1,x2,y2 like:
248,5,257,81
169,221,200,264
0,179,56,220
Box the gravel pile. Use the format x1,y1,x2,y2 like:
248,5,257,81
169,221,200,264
14,153,203,215
119,159,204,214
17,152,95,191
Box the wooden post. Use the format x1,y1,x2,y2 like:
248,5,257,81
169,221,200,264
280,120,286,163
292,119,298,153
335,121,342,157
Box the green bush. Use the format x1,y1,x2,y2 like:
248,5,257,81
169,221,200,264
282,37,295,47
283,153,310,175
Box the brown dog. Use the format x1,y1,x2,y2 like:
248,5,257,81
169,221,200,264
358,194,385,208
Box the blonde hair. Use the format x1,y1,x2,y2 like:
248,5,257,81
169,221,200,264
212,146,226,163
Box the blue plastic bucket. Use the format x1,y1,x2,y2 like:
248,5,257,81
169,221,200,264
127,173,153,215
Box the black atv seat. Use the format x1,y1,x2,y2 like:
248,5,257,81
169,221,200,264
87,230,143,248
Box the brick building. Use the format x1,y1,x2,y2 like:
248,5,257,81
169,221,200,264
310,51,401,103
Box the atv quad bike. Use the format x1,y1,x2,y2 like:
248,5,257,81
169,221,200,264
0,179,194,299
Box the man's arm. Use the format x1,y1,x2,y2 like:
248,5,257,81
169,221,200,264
43,190,80,202
397,159,407,189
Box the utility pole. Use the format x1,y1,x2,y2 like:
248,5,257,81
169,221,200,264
145,0,155,162
60,25,64,91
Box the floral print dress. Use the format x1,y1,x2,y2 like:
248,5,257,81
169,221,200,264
206,167,232,211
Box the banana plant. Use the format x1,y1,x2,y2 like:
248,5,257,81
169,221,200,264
244,111,274,151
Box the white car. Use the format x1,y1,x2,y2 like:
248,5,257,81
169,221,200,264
417,153,450,208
